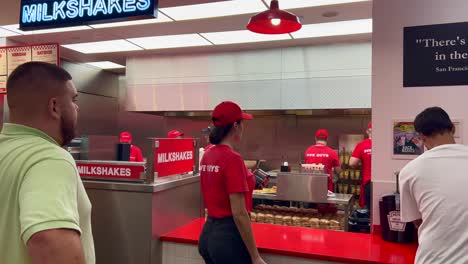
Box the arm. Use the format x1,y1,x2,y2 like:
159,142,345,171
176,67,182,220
399,166,422,224
19,159,86,263
136,147,144,162
28,229,85,264
413,219,422,229
349,157,361,168
350,143,362,168
334,166,342,174
230,193,265,264
332,151,342,174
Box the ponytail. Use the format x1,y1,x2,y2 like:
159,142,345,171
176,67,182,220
209,121,240,145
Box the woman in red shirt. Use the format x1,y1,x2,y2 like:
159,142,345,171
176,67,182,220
198,101,266,264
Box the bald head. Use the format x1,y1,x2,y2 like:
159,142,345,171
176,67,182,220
7,61,72,114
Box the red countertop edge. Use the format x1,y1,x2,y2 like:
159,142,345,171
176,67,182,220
160,218,417,264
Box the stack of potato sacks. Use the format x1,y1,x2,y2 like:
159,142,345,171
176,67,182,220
250,205,345,231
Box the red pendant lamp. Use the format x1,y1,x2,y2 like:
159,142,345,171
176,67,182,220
247,0,302,34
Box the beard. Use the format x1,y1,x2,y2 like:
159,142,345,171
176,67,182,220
60,115,78,146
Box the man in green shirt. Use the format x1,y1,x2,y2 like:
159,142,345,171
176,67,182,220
0,62,95,264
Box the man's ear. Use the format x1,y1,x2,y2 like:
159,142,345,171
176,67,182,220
48,97,60,120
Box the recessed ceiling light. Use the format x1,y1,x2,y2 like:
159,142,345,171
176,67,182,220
85,61,125,69
291,19,372,39
90,12,173,28
0,27,20,37
1,24,91,35
62,40,142,54
159,0,266,21
277,0,370,9
201,29,291,45
127,34,212,50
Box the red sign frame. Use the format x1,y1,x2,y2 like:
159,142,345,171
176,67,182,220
154,138,195,178
77,162,146,182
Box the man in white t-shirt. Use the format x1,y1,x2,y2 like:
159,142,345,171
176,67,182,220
399,106,468,264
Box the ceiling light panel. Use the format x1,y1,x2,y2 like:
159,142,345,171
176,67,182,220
127,34,212,50
278,0,370,9
62,40,142,54
159,0,266,21
86,61,125,69
90,12,173,28
1,24,91,35
291,19,372,39
201,30,291,45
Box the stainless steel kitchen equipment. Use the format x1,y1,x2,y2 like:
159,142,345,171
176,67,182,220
276,172,328,203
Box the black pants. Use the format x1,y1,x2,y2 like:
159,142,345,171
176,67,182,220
199,217,251,264
364,182,371,210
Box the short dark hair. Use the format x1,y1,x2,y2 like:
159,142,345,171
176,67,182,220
209,121,240,145
7,62,72,108
414,107,454,137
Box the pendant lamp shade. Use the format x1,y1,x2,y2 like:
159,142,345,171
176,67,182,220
247,0,302,34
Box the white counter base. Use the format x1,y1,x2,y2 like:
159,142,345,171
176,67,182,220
162,241,340,264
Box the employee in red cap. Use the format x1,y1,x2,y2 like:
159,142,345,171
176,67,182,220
119,132,144,162
350,122,372,209
304,129,341,191
198,101,266,264
167,130,184,139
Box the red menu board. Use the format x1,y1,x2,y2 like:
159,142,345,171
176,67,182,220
77,162,146,182
0,48,6,94
7,46,32,75
154,138,195,178
0,43,59,94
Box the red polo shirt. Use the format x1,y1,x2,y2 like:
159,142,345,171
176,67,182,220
352,138,372,185
201,145,255,218
130,145,144,162
304,144,340,191
352,138,372,207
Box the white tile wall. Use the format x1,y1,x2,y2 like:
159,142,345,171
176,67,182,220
126,43,371,111
162,242,341,264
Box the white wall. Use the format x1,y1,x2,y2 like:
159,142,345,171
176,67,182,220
372,0,468,224
126,43,371,111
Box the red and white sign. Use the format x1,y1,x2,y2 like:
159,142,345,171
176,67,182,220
0,48,7,75
0,76,6,94
0,43,59,94
77,162,146,181
7,46,32,75
154,138,195,178
32,44,59,65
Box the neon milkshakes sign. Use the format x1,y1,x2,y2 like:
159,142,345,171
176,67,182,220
20,0,158,30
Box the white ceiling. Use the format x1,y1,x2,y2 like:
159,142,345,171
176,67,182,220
0,0,372,71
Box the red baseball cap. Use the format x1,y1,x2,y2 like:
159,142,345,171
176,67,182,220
168,130,184,138
120,131,132,143
211,101,253,127
315,129,329,140
368,122,372,129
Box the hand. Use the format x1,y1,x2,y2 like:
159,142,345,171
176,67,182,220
252,256,267,264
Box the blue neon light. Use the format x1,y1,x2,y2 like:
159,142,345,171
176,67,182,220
108,0,122,14
53,1,66,20
20,0,157,30
66,0,80,19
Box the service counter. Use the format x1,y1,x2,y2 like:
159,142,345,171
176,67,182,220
77,138,201,264
83,173,201,264
160,218,417,264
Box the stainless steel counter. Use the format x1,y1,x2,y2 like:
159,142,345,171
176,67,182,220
83,173,201,264
83,173,199,193
253,193,353,205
